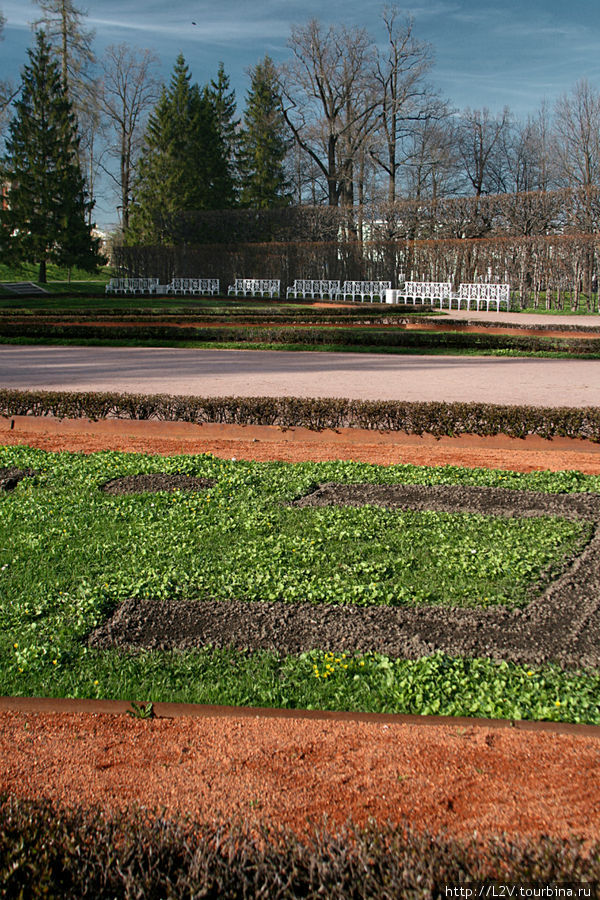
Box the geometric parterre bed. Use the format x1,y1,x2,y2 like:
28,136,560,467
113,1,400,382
5,447,600,723
89,482,600,669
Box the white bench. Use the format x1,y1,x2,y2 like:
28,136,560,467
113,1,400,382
450,283,511,312
167,277,220,296
228,278,280,298
286,279,340,299
338,280,392,302
394,281,452,307
105,277,159,295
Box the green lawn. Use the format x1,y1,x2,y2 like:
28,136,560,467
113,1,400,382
2,446,600,723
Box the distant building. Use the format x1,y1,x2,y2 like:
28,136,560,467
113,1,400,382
1,180,11,211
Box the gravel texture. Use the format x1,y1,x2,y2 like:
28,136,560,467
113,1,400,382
88,482,600,669
0,466,35,492
3,345,600,406
99,473,215,494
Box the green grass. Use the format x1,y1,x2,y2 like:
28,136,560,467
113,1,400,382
1,446,600,722
0,261,111,285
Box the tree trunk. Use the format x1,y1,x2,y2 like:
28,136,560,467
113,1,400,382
38,258,47,284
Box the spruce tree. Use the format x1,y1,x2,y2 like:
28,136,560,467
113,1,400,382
238,56,291,209
0,30,102,281
204,62,240,199
128,55,234,242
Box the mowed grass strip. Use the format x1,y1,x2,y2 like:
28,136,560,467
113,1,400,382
2,446,600,722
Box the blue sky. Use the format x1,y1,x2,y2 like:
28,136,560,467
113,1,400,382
2,0,600,227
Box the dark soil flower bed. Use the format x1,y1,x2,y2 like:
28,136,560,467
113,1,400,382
291,481,600,519
88,483,600,669
0,466,35,492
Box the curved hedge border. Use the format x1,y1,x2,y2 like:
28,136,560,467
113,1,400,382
1,389,600,441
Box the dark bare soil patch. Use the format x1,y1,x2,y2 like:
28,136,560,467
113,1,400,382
88,483,600,669
99,473,215,495
0,466,35,492
291,482,600,520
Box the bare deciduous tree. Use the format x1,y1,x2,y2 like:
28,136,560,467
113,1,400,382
281,18,378,206
553,79,600,190
504,106,556,195
396,114,458,202
456,106,512,197
98,44,160,231
370,8,438,202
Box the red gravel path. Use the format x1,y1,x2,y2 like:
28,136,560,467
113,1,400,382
1,709,599,844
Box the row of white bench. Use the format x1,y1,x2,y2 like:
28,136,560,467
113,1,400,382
385,282,511,312
105,277,220,296
286,280,392,302
105,276,510,310
227,278,281,298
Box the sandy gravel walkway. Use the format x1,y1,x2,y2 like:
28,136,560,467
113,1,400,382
1,345,599,406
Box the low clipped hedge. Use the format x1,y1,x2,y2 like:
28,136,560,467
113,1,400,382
1,796,598,899
1,388,600,441
2,321,600,354
0,304,429,320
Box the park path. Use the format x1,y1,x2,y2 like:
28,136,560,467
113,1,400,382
0,344,598,407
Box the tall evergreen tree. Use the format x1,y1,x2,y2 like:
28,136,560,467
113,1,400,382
129,55,234,242
0,31,102,281
238,56,291,208
204,61,239,195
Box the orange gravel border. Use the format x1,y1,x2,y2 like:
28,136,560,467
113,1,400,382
2,414,600,472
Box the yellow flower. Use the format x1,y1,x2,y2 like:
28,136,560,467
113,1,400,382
555,700,561,706
52,659,57,665
94,680,99,685
13,642,18,649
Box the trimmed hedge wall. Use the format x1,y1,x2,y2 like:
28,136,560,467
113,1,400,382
1,796,598,899
0,304,430,319
2,321,600,354
1,389,599,441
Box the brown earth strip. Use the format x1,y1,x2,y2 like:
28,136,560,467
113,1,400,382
3,415,600,473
